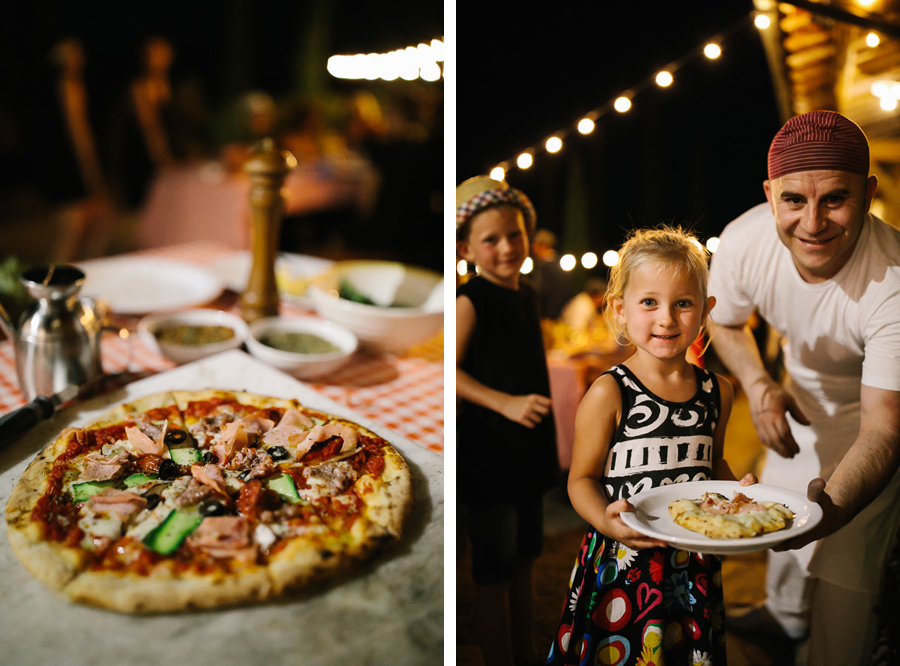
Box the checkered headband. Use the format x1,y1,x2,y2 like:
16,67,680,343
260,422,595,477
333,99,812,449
455,186,536,235
768,110,869,180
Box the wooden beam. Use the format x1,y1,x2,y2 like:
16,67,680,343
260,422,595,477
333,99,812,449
777,0,900,38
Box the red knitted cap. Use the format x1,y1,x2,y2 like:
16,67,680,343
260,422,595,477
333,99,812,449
767,110,869,180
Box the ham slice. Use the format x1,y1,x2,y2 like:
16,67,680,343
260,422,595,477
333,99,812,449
212,421,249,464
698,491,767,515
294,423,359,458
276,409,315,430
189,516,256,562
80,451,130,481
259,409,317,452
125,426,167,456
190,463,229,495
87,488,148,521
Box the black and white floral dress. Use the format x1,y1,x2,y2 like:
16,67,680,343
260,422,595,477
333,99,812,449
547,365,727,666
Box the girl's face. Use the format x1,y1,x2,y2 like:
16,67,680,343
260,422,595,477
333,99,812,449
457,206,529,288
612,260,713,362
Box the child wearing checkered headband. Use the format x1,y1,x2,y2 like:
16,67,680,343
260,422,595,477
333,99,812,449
455,176,536,242
456,176,559,666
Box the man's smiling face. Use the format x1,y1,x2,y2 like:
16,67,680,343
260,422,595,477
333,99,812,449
764,170,876,284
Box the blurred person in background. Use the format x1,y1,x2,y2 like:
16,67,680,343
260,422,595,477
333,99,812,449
529,229,574,320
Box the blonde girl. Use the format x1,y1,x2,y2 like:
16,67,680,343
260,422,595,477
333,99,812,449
547,226,755,666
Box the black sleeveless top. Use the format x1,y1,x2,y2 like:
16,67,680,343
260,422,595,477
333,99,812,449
603,364,720,501
457,276,559,505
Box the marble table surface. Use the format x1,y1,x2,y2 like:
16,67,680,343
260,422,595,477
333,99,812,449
0,351,443,665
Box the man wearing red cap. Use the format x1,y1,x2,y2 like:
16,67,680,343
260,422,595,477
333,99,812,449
709,110,900,665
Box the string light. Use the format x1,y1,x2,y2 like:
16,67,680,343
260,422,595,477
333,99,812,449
703,43,722,59
577,118,595,134
655,70,674,87
546,136,563,153
457,242,725,279
477,13,776,267
614,96,632,113
490,15,751,177
866,32,881,47
871,80,900,111
327,37,444,81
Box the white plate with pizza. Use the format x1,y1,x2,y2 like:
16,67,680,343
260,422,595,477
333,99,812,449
78,257,224,314
620,480,823,555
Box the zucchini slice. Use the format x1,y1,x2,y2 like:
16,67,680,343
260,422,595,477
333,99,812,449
71,480,117,502
142,510,203,555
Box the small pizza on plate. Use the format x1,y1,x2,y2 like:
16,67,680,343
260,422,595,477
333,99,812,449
668,491,794,539
5,389,412,613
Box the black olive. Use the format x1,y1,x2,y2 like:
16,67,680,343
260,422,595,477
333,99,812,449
157,458,181,480
145,494,161,510
202,451,217,464
164,429,188,445
200,500,227,516
238,470,253,481
268,446,289,461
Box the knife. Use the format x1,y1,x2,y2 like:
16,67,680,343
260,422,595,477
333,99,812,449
0,384,80,450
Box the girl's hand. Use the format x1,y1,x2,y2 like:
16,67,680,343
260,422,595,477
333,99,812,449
499,393,552,429
738,472,758,486
605,499,668,550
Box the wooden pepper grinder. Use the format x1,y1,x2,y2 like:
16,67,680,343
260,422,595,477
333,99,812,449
240,138,297,322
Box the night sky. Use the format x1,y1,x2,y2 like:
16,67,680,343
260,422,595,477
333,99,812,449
455,1,783,266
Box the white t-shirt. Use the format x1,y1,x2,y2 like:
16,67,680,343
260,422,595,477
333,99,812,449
709,202,900,591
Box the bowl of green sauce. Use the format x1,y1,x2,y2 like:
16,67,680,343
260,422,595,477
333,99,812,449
138,309,249,364
246,317,358,379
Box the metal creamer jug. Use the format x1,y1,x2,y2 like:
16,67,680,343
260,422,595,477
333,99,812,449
0,265,103,401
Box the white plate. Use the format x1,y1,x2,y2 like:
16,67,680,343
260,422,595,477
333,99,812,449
619,480,823,555
208,251,334,306
78,257,223,314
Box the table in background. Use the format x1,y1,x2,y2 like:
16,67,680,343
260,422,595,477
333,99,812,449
135,156,378,251
548,348,632,469
0,240,443,456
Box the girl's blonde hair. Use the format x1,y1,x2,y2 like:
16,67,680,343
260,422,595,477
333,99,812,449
604,225,712,343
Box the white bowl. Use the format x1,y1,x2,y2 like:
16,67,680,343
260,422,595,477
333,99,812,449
308,261,444,354
246,317,358,379
138,309,249,364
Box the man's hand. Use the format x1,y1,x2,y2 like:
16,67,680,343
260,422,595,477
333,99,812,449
498,393,552,429
775,477,843,551
747,378,810,459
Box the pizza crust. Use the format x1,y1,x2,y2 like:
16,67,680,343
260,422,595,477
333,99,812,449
64,564,275,613
4,389,414,613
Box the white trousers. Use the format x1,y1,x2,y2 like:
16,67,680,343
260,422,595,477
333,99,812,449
766,550,880,666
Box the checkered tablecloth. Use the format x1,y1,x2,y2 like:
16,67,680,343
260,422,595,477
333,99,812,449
0,242,444,455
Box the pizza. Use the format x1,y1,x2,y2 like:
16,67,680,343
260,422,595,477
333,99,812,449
4,389,413,613
668,491,794,539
